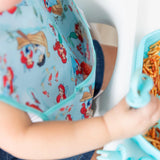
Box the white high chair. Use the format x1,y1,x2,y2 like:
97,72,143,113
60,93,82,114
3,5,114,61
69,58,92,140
76,0,139,114
75,0,160,159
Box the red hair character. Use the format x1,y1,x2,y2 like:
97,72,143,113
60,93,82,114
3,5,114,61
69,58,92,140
44,0,52,12
3,67,14,95
56,84,66,103
54,41,67,64
80,103,93,119
75,24,83,43
66,114,72,121
20,50,34,69
75,59,82,75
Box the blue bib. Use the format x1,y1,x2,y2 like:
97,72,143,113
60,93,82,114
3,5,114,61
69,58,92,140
0,0,96,121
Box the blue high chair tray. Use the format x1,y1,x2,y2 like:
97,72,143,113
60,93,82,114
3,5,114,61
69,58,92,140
0,0,96,121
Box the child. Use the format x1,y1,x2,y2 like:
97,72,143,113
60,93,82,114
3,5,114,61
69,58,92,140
0,0,160,160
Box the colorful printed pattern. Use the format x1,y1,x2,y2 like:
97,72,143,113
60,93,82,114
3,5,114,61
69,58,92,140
0,0,96,121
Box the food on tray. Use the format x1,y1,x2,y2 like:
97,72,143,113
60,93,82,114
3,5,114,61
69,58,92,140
142,40,160,96
143,40,160,150
144,123,160,150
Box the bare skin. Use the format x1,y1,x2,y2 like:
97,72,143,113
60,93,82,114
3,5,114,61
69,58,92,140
0,1,160,160
91,43,117,159
0,96,160,159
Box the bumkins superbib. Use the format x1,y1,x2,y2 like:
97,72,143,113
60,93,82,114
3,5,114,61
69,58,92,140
0,0,96,121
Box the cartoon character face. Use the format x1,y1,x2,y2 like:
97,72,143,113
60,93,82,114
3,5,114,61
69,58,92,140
26,54,33,65
62,54,66,61
3,67,14,95
7,68,13,82
58,84,65,96
75,59,82,75
60,45,67,62
56,84,66,103
66,114,72,121
59,44,64,51
20,50,34,69
59,88,64,97
80,102,93,119
39,54,44,63
54,41,67,63
86,107,93,118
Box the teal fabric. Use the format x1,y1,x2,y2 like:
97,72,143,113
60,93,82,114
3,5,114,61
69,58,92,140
0,0,96,121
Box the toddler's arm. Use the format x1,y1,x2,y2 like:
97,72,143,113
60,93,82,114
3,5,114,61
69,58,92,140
0,101,109,159
0,96,160,160
0,1,160,159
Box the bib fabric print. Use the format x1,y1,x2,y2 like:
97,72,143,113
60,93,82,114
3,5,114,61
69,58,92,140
0,0,96,121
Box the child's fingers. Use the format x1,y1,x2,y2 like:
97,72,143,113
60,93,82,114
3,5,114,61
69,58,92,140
135,96,160,128
124,95,160,135
147,96,160,124
140,96,160,120
103,96,160,140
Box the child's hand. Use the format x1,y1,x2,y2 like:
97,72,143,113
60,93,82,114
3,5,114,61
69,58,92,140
0,0,21,12
103,95,160,141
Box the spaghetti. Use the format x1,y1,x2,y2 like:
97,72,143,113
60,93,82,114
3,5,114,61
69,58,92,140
144,125,160,150
143,40,160,150
142,40,160,96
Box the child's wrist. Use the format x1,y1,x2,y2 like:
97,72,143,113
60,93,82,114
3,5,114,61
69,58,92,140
103,111,122,141
101,115,112,143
